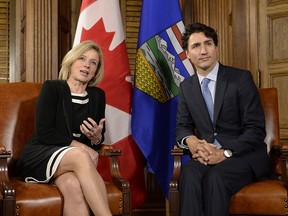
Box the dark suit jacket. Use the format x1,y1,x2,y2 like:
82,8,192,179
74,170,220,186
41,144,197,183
175,63,270,179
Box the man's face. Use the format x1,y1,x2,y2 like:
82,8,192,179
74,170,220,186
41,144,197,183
186,32,218,75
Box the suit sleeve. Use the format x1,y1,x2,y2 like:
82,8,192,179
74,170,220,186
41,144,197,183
224,71,266,154
175,81,196,145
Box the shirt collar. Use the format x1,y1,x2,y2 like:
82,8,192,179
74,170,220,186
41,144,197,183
197,61,219,84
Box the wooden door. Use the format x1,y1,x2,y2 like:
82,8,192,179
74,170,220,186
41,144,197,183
258,0,288,140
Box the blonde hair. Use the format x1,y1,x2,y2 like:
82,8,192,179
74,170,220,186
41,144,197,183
58,40,104,87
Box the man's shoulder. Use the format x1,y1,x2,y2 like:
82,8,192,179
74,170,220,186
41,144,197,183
181,73,197,85
219,64,250,74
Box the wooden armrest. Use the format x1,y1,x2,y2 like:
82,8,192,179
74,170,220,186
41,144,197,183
170,146,184,189
0,148,11,182
280,143,288,183
0,148,15,204
170,146,192,189
280,143,288,156
98,145,130,192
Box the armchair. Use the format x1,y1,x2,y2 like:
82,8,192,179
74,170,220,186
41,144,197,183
169,88,288,215
0,82,130,216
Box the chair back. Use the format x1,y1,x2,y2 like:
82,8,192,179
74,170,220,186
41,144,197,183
0,82,42,177
258,88,281,176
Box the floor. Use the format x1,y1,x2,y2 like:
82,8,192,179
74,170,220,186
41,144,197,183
131,193,166,216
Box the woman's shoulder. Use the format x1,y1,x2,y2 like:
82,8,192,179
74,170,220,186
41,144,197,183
42,80,69,91
43,79,66,87
87,86,105,95
40,80,69,98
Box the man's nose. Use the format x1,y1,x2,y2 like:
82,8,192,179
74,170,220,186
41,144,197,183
200,45,207,54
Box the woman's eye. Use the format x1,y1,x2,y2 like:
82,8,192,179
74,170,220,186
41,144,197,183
79,56,85,61
90,61,97,66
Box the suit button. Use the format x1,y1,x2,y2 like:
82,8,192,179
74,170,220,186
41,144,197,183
213,132,217,136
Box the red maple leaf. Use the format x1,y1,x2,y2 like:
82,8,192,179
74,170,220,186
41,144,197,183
81,18,132,114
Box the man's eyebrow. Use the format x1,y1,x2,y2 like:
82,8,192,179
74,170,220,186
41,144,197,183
204,39,213,43
191,39,213,46
191,42,201,46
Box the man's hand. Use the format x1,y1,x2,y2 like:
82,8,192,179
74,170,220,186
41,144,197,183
206,148,226,165
186,136,225,165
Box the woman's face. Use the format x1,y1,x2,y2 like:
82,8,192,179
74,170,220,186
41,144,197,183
69,49,99,84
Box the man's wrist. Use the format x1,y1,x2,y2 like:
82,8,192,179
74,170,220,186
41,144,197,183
184,135,195,145
177,135,194,149
223,149,235,158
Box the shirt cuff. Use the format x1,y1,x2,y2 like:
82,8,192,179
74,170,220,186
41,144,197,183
177,136,193,149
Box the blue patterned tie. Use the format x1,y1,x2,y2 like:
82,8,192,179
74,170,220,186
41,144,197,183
201,78,214,121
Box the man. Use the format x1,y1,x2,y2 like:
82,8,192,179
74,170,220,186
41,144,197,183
175,23,270,216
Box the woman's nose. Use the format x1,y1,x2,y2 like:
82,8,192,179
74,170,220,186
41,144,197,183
84,60,90,68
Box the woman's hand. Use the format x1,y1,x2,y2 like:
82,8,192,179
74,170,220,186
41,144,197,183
80,117,105,144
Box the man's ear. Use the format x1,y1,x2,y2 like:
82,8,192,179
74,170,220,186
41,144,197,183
186,50,190,59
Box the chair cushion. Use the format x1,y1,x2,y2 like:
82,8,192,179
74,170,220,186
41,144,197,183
11,179,63,216
229,179,287,215
10,179,123,215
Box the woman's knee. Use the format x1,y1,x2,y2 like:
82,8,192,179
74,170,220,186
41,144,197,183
65,148,93,168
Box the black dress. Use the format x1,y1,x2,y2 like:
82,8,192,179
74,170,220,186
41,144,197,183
17,80,106,183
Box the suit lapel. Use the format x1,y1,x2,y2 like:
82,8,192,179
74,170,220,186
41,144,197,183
191,75,213,125
61,81,73,136
87,88,97,119
214,64,228,123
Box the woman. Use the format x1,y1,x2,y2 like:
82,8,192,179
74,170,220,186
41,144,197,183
17,40,112,216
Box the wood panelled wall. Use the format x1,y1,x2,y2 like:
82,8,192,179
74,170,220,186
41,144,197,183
6,0,288,140
177,0,288,141
21,0,58,82
3,2,288,214
0,0,10,83
120,0,142,78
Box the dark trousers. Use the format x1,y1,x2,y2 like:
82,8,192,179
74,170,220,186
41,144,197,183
179,157,255,216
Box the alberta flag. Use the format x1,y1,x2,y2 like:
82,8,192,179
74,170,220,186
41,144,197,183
131,0,194,197
74,0,146,209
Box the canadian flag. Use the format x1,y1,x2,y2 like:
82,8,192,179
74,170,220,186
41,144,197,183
74,0,146,209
